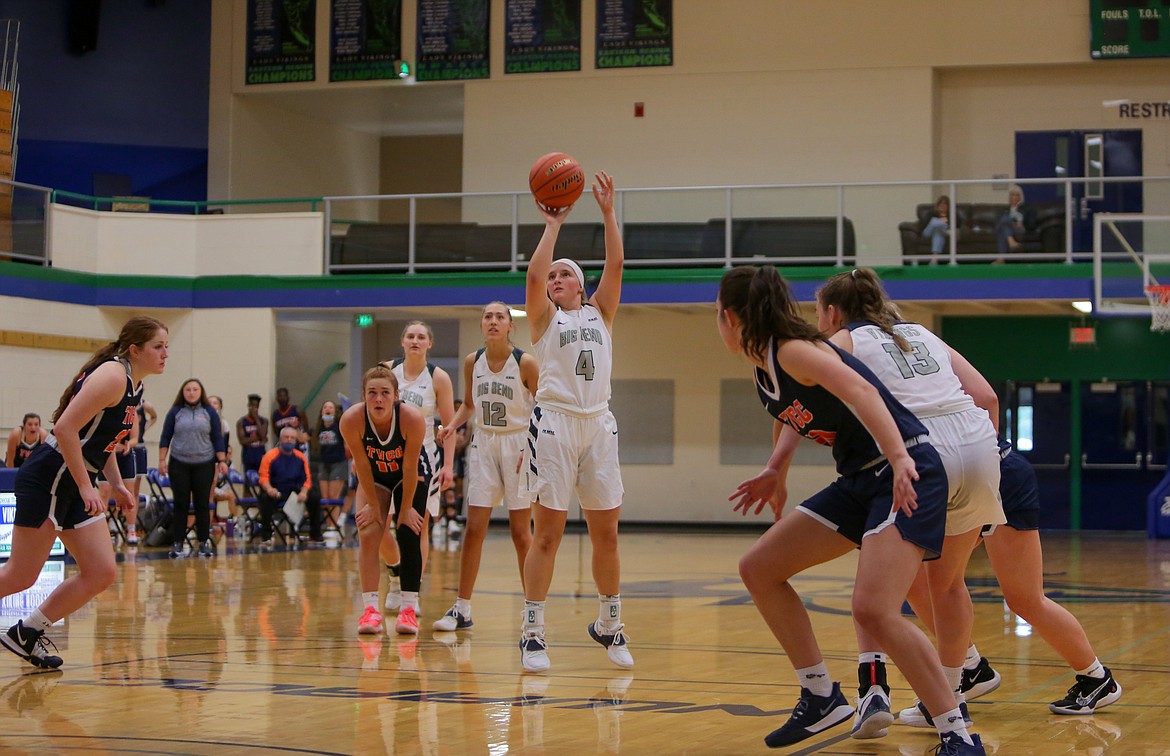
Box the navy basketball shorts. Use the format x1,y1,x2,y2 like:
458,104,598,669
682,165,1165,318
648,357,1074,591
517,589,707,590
797,441,948,560
13,446,105,531
98,450,136,482
132,445,148,477
991,449,1040,532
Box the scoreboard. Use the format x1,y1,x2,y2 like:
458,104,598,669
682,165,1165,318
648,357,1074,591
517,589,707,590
1091,0,1170,58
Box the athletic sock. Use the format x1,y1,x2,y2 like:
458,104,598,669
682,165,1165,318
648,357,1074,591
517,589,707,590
598,594,621,631
455,597,472,617
523,600,545,632
963,644,982,670
943,665,963,693
401,591,420,612
796,661,834,698
362,591,379,610
935,708,974,745
1076,658,1106,679
26,609,53,633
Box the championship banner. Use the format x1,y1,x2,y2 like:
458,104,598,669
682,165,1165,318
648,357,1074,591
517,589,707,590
246,0,317,84
416,0,490,81
596,0,672,69
330,0,403,81
506,0,582,74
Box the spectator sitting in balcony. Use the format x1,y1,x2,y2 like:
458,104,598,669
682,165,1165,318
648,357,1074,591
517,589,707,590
995,185,1036,262
921,195,951,261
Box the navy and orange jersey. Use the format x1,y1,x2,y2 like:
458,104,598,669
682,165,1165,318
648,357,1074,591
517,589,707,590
362,401,429,490
753,338,927,475
13,438,42,468
58,357,143,474
272,405,303,436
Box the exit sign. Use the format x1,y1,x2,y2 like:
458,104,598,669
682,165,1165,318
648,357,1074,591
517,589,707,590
353,313,374,328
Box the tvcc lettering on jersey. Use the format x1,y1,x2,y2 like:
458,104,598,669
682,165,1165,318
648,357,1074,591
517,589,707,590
806,429,836,447
778,399,813,429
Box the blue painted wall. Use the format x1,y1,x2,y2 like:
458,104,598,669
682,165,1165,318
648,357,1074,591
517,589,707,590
0,0,210,200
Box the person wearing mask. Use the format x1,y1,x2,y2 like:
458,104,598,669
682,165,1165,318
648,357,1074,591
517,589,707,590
256,427,323,546
313,401,347,502
159,379,227,558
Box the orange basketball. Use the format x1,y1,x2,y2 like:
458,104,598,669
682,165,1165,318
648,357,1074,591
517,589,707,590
529,152,586,209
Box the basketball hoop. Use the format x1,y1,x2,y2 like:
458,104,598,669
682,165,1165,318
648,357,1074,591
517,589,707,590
1145,285,1170,333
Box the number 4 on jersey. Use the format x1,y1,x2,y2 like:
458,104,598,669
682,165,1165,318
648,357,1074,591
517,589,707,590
575,350,595,381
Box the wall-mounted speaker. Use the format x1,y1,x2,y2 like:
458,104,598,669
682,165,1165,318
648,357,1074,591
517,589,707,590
67,0,102,55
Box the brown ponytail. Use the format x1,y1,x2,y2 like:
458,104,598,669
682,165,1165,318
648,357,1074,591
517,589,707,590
718,266,820,364
51,315,167,423
817,268,910,352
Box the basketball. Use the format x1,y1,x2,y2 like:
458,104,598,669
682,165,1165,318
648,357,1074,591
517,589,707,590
529,152,586,208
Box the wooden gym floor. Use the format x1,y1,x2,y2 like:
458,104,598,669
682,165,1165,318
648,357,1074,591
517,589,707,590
0,528,1167,754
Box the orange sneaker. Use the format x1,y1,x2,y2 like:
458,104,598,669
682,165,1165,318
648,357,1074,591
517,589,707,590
396,606,419,635
358,606,384,635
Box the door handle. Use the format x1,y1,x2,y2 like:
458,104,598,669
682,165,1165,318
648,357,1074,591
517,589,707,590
1031,453,1070,470
1079,196,1090,219
1081,452,1142,470
1147,451,1167,471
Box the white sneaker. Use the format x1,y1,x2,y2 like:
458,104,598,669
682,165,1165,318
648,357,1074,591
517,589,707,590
519,629,550,672
588,621,634,669
432,606,474,631
852,685,894,739
385,585,401,612
898,699,970,728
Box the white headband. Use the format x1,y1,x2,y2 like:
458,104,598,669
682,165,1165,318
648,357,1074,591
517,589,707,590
552,258,585,289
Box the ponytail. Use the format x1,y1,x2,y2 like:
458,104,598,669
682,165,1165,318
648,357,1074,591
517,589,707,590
718,266,820,363
818,268,910,352
51,316,167,423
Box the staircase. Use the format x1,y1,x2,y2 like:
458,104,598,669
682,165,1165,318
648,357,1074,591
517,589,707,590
0,20,19,258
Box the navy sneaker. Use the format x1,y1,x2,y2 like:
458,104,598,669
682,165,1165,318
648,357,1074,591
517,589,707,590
960,657,1002,700
851,684,893,739
932,732,985,755
1,621,63,670
764,683,853,748
1049,668,1122,714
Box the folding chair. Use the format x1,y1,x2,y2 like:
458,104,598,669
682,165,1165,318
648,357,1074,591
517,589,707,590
231,468,263,540
320,495,344,534
147,468,201,549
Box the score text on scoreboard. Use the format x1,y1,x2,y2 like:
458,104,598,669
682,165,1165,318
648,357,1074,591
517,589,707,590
1091,1,1170,59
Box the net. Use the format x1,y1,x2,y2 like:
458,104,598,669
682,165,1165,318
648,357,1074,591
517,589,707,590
1146,285,1170,333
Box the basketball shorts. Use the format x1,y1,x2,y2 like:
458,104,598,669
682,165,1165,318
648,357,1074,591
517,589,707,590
797,440,948,560
132,445,148,477
423,444,442,517
466,429,530,511
920,408,1006,535
13,445,105,531
988,448,1040,533
523,406,624,512
97,449,136,483
368,475,431,520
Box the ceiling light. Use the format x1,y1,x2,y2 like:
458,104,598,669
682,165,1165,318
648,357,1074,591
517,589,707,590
509,308,527,318
1071,300,1093,313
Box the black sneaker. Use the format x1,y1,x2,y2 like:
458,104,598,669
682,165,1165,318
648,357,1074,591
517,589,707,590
1049,668,1122,714
198,539,214,557
932,732,985,755
1,621,63,670
960,657,1002,700
764,683,853,748
168,541,185,558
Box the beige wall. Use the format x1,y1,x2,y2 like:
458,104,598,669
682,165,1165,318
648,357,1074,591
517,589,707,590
275,319,353,431
379,135,464,223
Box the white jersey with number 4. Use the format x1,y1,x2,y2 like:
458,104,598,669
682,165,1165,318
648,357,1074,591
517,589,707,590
390,360,438,452
472,347,533,433
533,304,612,418
847,321,975,418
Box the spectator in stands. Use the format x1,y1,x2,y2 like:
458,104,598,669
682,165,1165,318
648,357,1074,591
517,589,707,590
271,387,310,447
236,394,268,473
921,195,951,260
256,426,323,546
6,413,48,468
312,401,346,502
159,378,228,558
995,185,1036,262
